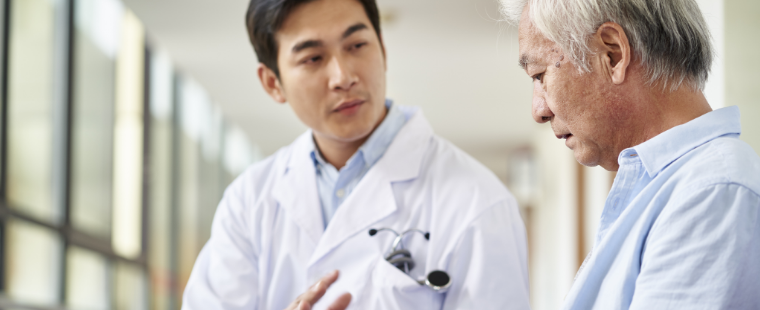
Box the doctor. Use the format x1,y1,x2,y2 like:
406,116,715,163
182,0,530,308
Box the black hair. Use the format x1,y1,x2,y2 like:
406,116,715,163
245,0,382,78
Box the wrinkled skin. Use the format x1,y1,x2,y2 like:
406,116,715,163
517,6,712,170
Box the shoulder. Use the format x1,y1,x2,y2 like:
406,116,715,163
654,136,760,227
416,135,516,220
672,135,760,197
411,136,526,261
710,136,760,191
426,136,506,187
223,142,294,207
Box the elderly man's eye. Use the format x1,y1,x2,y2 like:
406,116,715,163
532,73,544,82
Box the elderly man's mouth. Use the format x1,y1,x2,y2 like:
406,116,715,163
556,134,572,140
562,134,575,148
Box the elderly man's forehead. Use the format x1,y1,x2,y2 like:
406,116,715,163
518,34,548,69
517,18,557,69
516,3,536,36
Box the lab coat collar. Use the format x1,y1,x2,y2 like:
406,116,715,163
271,131,327,246
300,107,432,267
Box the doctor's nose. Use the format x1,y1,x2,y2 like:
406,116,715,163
327,56,358,91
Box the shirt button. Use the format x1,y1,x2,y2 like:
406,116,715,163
336,189,345,198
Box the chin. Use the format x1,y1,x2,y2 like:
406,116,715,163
573,148,600,167
331,123,375,143
333,111,383,140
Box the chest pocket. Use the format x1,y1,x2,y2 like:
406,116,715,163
372,256,421,288
363,256,441,309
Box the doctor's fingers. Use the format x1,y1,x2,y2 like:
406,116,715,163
326,293,351,310
298,293,351,310
287,270,340,310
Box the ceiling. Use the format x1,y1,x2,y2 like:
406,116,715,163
121,0,541,181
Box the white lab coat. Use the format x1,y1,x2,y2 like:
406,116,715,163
182,107,530,310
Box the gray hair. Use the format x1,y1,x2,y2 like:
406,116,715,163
502,0,714,91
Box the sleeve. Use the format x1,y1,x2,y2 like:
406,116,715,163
181,175,260,310
442,198,531,310
630,183,760,309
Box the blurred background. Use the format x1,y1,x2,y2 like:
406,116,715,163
0,0,757,309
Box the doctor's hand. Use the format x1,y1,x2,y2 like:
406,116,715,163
285,270,352,310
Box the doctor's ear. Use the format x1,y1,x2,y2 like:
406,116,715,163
379,34,387,71
257,63,287,103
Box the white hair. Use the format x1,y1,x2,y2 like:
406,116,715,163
502,0,714,91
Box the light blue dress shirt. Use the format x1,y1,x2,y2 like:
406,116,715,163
310,99,408,226
564,106,760,310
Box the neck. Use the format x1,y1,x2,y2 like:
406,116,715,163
314,108,388,170
605,83,713,170
313,134,367,170
639,84,713,143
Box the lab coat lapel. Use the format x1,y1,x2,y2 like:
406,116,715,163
308,109,434,267
271,131,324,245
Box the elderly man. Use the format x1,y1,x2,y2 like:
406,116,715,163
503,0,760,309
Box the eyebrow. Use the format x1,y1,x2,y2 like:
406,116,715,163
342,23,368,39
292,39,323,53
290,23,369,54
518,54,533,70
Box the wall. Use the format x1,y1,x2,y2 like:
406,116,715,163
528,126,579,310
726,0,760,154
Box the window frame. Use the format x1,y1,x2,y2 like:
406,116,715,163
0,0,153,308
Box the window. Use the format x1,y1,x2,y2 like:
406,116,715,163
5,0,67,225
3,1,68,307
5,220,62,307
0,0,257,308
147,49,175,310
69,0,122,240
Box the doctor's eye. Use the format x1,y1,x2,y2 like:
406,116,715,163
301,55,323,65
349,42,367,51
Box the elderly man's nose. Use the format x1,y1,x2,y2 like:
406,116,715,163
532,97,553,123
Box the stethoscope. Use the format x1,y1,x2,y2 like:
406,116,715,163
368,227,452,292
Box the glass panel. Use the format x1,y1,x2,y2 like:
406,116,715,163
147,50,174,310
176,77,208,293
6,0,66,223
197,106,223,244
222,123,256,180
0,0,5,188
66,246,110,310
5,220,62,306
113,263,147,310
111,9,144,259
69,0,123,238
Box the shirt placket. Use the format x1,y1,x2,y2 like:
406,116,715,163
332,155,366,212
596,152,642,246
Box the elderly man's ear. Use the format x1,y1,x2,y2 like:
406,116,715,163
595,22,632,85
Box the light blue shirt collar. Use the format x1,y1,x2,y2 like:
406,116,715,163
311,99,404,169
309,99,408,226
628,106,742,177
